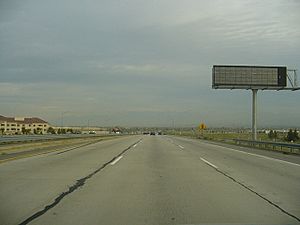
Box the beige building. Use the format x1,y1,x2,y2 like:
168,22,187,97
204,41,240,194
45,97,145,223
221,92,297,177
0,115,49,135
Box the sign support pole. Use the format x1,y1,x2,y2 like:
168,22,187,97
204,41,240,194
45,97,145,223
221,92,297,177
252,89,258,140
213,66,299,141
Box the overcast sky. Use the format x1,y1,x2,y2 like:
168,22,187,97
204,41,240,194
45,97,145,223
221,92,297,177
0,0,299,127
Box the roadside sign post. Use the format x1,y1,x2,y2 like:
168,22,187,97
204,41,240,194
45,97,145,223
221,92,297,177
212,65,299,141
198,123,206,137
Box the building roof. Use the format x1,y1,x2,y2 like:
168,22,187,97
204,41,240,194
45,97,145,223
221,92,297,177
0,115,48,124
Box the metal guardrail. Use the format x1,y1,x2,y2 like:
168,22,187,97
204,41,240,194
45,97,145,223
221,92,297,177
232,139,300,154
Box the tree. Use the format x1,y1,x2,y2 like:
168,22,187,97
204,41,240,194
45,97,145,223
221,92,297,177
57,129,61,134
36,128,43,134
33,129,38,135
67,128,73,133
294,129,299,140
22,127,26,134
0,128,4,135
47,127,56,134
268,130,274,139
268,130,278,140
286,129,296,142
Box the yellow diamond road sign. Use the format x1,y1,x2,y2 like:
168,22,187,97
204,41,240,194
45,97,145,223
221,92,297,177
199,123,206,130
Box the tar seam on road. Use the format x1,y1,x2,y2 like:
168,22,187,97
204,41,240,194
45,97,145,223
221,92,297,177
201,158,300,223
0,139,104,164
18,138,143,225
55,139,103,155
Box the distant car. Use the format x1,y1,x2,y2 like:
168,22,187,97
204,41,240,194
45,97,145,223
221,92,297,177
150,132,155,135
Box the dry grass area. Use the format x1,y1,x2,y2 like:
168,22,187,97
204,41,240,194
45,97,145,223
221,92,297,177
201,132,265,141
173,130,300,154
173,130,298,143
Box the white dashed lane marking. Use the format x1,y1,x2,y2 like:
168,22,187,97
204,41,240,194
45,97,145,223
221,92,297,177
110,155,123,165
200,157,218,169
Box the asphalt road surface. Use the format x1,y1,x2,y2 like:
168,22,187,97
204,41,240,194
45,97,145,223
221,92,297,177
0,135,299,225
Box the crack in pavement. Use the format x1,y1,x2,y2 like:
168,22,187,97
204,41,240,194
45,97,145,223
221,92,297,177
18,138,143,225
55,139,103,155
202,160,300,223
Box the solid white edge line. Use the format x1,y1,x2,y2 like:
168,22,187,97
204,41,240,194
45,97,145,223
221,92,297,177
110,155,123,165
202,142,300,167
200,157,218,169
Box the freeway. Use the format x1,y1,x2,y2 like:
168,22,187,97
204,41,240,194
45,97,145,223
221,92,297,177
0,135,299,225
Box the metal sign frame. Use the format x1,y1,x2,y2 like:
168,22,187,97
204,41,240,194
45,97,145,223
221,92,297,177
212,65,300,91
212,65,299,140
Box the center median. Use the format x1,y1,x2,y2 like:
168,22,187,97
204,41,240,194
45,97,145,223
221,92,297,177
0,135,122,163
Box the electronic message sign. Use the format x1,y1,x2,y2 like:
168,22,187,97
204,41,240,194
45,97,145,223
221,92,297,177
212,65,287,89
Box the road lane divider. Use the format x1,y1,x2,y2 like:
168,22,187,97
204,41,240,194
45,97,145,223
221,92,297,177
200,157,218,169
110,155,123,165
163,137,185,150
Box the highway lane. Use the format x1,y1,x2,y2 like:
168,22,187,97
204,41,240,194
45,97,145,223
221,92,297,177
0,135,141,225
0,135,299,224
169,135,300,218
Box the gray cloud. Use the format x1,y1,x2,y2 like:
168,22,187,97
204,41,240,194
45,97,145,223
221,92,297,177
0,0,299,127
